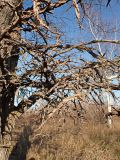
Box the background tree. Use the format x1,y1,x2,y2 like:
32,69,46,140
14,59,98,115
0,0,120,159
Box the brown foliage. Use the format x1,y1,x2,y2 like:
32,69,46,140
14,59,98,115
7,104,120,160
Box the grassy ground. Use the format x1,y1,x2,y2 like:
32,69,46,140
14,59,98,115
10,105,120,160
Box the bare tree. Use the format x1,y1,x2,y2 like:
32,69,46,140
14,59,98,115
0,0,120,159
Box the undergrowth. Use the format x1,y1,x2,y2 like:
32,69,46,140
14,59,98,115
9,106,120,160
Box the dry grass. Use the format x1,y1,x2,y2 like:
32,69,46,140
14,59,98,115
9,105,120,160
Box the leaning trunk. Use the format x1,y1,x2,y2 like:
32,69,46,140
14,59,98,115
0,0,22,159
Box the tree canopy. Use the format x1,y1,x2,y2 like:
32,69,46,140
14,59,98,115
0,0,120,156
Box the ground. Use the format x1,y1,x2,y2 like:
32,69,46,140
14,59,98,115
9,104,120,160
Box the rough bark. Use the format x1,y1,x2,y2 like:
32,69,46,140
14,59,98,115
0,0,22,159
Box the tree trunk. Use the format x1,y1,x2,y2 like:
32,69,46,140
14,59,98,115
0,0,22,159
107,93,112,128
